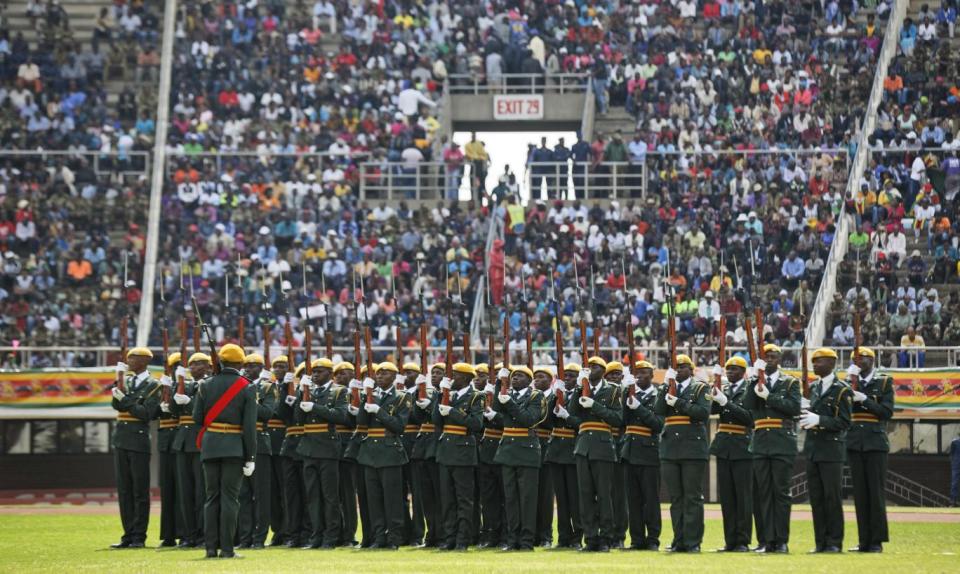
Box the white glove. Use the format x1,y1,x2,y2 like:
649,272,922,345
364,403,380,414
258,370,273,383
176,366,189,380
300,401,314,412
626,396,640,410
283,372,295,384
853,390,867,403
173,392,191,405
746,367,757,379
160,375,173,388
416,398,432,409
799,412,820,429
552,379,565,392
712,388,728,406
498,392,511,404
415,374,428,386
711,365,723,378
483,407,497,420
439,377,453,390
299,375,312,391
847,364,861,377
285,394,297,406
160,402,170,413
242,462,255,477
622,373,636,386
800,397,811,409
664,367,677,382
115,362,128,375
349,379,361,389
579,396,595,409
348,405,359,416
754,359,767,372
483,383,495,394
498,368,510,380
438,404,452,416
112,386,126,400
554,404,570,418
577,369,590,384
665,393,678,407
754,381,770,399
363,377,376,389
394,374,405,387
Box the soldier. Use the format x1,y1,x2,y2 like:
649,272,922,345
171,352,213,548
800,348,853,554
434,362,484,550
846,347,895,553
335,361,364,547
400,362,425,546
296,357,349,549
192,343,258,559
603,361,628,549
266,356,292,546
276,362,310,547
157,352,183,547
621,360,663,551
109,347,161,549
545,364,583,550
236,353,277,549
560,356,622,552
477,364,505,549
356,362,412,549
491,365,546,551
743,344,801,553
654,354,709,553
411,363,445,547
709,356,754,552
532,366,556,548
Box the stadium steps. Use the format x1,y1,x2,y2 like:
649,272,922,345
5,0,106,46
591,107,638,138
790,468,952,507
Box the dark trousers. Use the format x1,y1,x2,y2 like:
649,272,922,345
365,465,406,547
439,464,475,547
202,457,243,555
552,463,582,546
717,457,753,548
952,464,960,505
849,450,889,547
351,460,372,545
281,456,308,543
808,460,845,549
661,460,706,549
176,451,204,544
237,455,271,545
501,465,539,548
477,461,504,545
268,454,284,543
415,459,443,545
114,447,151,544
303,456,340,546
611,462,627,544
753,456,793,546
537,462,555,544
339,460,359,544
402,463,420,544
576,456,615,546
625,463,661,547
158,450,180,543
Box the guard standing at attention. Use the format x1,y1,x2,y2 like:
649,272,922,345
236,353,277,549
171,352,213,548
477,364,506,549
545,364,583,550
266,356,292,546
532,366,556,548
621,360,663,551
156,352,184,547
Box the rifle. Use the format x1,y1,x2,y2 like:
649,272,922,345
392,269,402,365
521,266,533,370
261,270,271,368
360,271,374,405
282,271,295,397
747,244,768,392
551,265,566,408
192,295,221,374
665,251,678,396
177,317,187,395
500,314,511,399
159,271,170,402
590,266,600,358
487,276,497,408
235,252,244,345
622,257,637,400
318,263,333,359
456,270,471,363
189,265,200,354
416,260,428,400
851,251,862,391
116,253,130,392
798,294,810,398
442,265,452,407
303,300,313,403
715,314,726,391
576,262,590,398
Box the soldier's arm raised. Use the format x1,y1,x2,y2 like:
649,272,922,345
652,385,669,415
817,387,853,432
376,394,411,434
766,378,802,417
454,393,485,433
257,386,278,421
505,391,545,428
675,384,710,422
861,376,895,420
593,386,623,428
319,388,351,425
126,383,161,422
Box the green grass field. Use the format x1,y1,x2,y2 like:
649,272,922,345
1,507,958,573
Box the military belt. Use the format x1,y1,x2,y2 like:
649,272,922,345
535,428,551,439
403,424,420,434
285,425,304,436
267,418,286,429
303,424,337,434
208,422,242,434
354,425,368,436
717,423,748,435
579,422,612,433
116,413,145,423
625,425,652,437
419,423,436,433
483,428,504,439
335,425,352,433
502,427,534,438
754,417,789,430
550,428,576,439
442,424,468,436
178,415,197,426
159,419,179,429
366,428,395,438
664,416,691,426
852,413,880,424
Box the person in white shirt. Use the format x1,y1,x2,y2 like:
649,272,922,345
397,84,436,119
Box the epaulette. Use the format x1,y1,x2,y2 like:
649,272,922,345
690,380,708,397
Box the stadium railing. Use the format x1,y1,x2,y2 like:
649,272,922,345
447,73,589,95
359,161,454,201
0,150,151,180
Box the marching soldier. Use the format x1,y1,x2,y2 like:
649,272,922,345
743,344,801,553
654,354,709,553
276,362,310,547
621,360,663,551
236,353,277,549
266,356,292,546
109,347,161,549
336,361,364,547
602,361,628,549
171,352,213,548
434,362,484,550
709,356,754,552
356,362,412,549
491,365,546,551
411,363,445,547
157,352,183,547
846,347,894,553
192,343,258,559
545,364,583,549
477,364,506,549
562,356,622,552
532,366,556,548
296,357,349,549
800,348,852,554
400,362,425,546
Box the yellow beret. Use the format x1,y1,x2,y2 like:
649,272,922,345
533,365,554,377
359,365,368,376
334,361,355,373
725,356,748,369
189,352,212,365
127,347,153,359
312,357,334,369
634,360,654,370
402,362,422,373
244,353,265,366
494,362,504,370
431,362,446,373
812,348,838,360
272,355,289,366
378,362,399,373
763,343,782,355
511,365,534,379
294,362,306,378
563,363,582,372
166,352,181,368
453,362,476,376
587,356,607,368
857,347,875,359
676,354,694,368
604,361,624,374
474,363,489,374
218,343,245,363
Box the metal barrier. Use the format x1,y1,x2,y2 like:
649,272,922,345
447,73,588,95
359,161,457,201
0,150,151,180
165,150,369,176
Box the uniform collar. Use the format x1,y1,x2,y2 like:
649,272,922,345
377,384,395,398
820,373,836,391
128,370,150,389
454,385,470,399
515,385,531,398
767,369,780,384
640,384,656,398
861,369,876,384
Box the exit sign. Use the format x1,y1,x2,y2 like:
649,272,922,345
493,95,544,120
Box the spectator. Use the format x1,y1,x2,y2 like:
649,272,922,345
899,326,926,367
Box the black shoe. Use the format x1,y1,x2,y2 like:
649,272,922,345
808,547,824,554
686,545,701,553
666,545,684,553
729,545,750,553
476,541,492,549
499,544,512,551
752,545,768,553
454,544,469,552
715,546,731,553
176,540,191,549
220,551,241,559
644,543,660,551
236,543,250,549
159,540,177,548
438,543,455,551
205,550,218,559
771,544,789,554
250,542,265,549
865,544,883,553
540,541,553,548
821,546,841,553
285,540,301,548
269,537,285,546
128,542,145,549
568,542,583,550
302,543,321,550
516,545,535,551
110,541,131,549
596,544,610,552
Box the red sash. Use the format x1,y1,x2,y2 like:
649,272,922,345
196,375,251,449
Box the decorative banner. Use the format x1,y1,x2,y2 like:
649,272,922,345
492,94,544,120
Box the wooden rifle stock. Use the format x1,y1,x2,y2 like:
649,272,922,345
238,316,245,346
263,320,271,371
626,315,637,400
442,328,452,406
463,332,471,364
161,326,170,402
396,324,403,366
177,318,187,395
579,317,590,398
851,308,862,391
117,316,128,392
325,331,333,360
285,316,294,397
353,331,362,406
418,325,427,400
488,327,496,408
666,289,678,397
754,307,768,391
501,316,511,397
192,315,200,355
555,321,566,408
303,326,313,402
801,343,810,399
364,326,374,405
715,315,726,390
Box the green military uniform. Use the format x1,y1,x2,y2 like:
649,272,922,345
565,378,623,550
710,378,754,550
399,390,424,545
111,370,161,547
654,377,710,552
357,385,412,548
433,386,484,549
237,376,278,547
410,390,443,546
276,380,311,546
265,381,288,545
192,366,258,558
847,369,895,551
343,383,371,546
171,377,205,547
492,384,546,550
545,387,582,548
156,385,182,546
743,369,801,551
477,390,505,547
295,381,350,548
535,392,555,547
610,388,628,549
804,373,853,551
620,385,663,550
